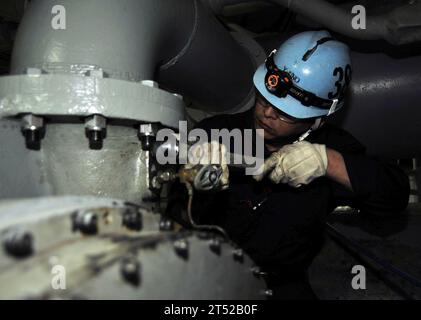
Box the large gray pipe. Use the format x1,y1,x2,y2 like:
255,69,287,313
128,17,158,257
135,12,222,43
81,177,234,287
331,51,421,158
11,0,255,113
204,0,421,46
11,0,194,80
271,0,421,45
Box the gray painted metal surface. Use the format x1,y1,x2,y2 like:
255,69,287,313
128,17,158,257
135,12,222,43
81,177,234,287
0,196,266,299
331,51,421,158
12,0,195,82
0,119,151,204
0,74,186,128
12,0,256,113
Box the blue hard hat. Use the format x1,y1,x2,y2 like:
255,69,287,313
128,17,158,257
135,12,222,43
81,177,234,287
253,30,352,119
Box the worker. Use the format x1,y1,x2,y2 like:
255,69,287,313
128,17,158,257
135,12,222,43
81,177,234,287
168,30,410,299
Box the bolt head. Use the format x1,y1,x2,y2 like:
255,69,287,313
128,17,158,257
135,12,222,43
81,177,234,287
85,115,107,131
209,238,221,255
21,114,44,130
120,256,141,287
159,218,174,231
72,211,98,235
26,68,43,76
251,266,261,277
141,80,159,88
159,171,173,182
3,229,34,258
174,239,189,260
139,123,159,136
173,93,183,100
232,248,244,262
122,209,143,231
86,69,104,78
151,176,162,190
251,266,268,278
264,289,273,298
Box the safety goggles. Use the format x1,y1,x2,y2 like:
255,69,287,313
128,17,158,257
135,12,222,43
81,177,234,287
264,50,339,115
255,92,309,124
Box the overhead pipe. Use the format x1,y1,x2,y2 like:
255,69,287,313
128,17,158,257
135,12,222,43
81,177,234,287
203,0,421,46
272,0,421,46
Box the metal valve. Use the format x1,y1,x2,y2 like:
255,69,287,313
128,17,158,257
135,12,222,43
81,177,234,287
179,164,224,192
193,165,224,192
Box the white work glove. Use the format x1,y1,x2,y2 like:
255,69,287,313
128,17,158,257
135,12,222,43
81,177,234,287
253,141,328,188
185,141,229,190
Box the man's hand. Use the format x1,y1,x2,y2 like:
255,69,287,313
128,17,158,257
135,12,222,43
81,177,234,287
184,141,229,190
253,141,328,188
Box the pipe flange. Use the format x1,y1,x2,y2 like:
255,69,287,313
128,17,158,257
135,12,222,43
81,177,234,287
0,74,185,129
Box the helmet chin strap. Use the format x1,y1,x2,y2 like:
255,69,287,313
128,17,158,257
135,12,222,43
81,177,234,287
293,98,337,143
294,117,323,144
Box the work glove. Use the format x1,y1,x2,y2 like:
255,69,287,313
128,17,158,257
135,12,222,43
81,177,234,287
253,141,328,188
184,141,229,190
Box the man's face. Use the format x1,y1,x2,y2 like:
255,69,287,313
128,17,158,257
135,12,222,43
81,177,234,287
254,93,313,140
